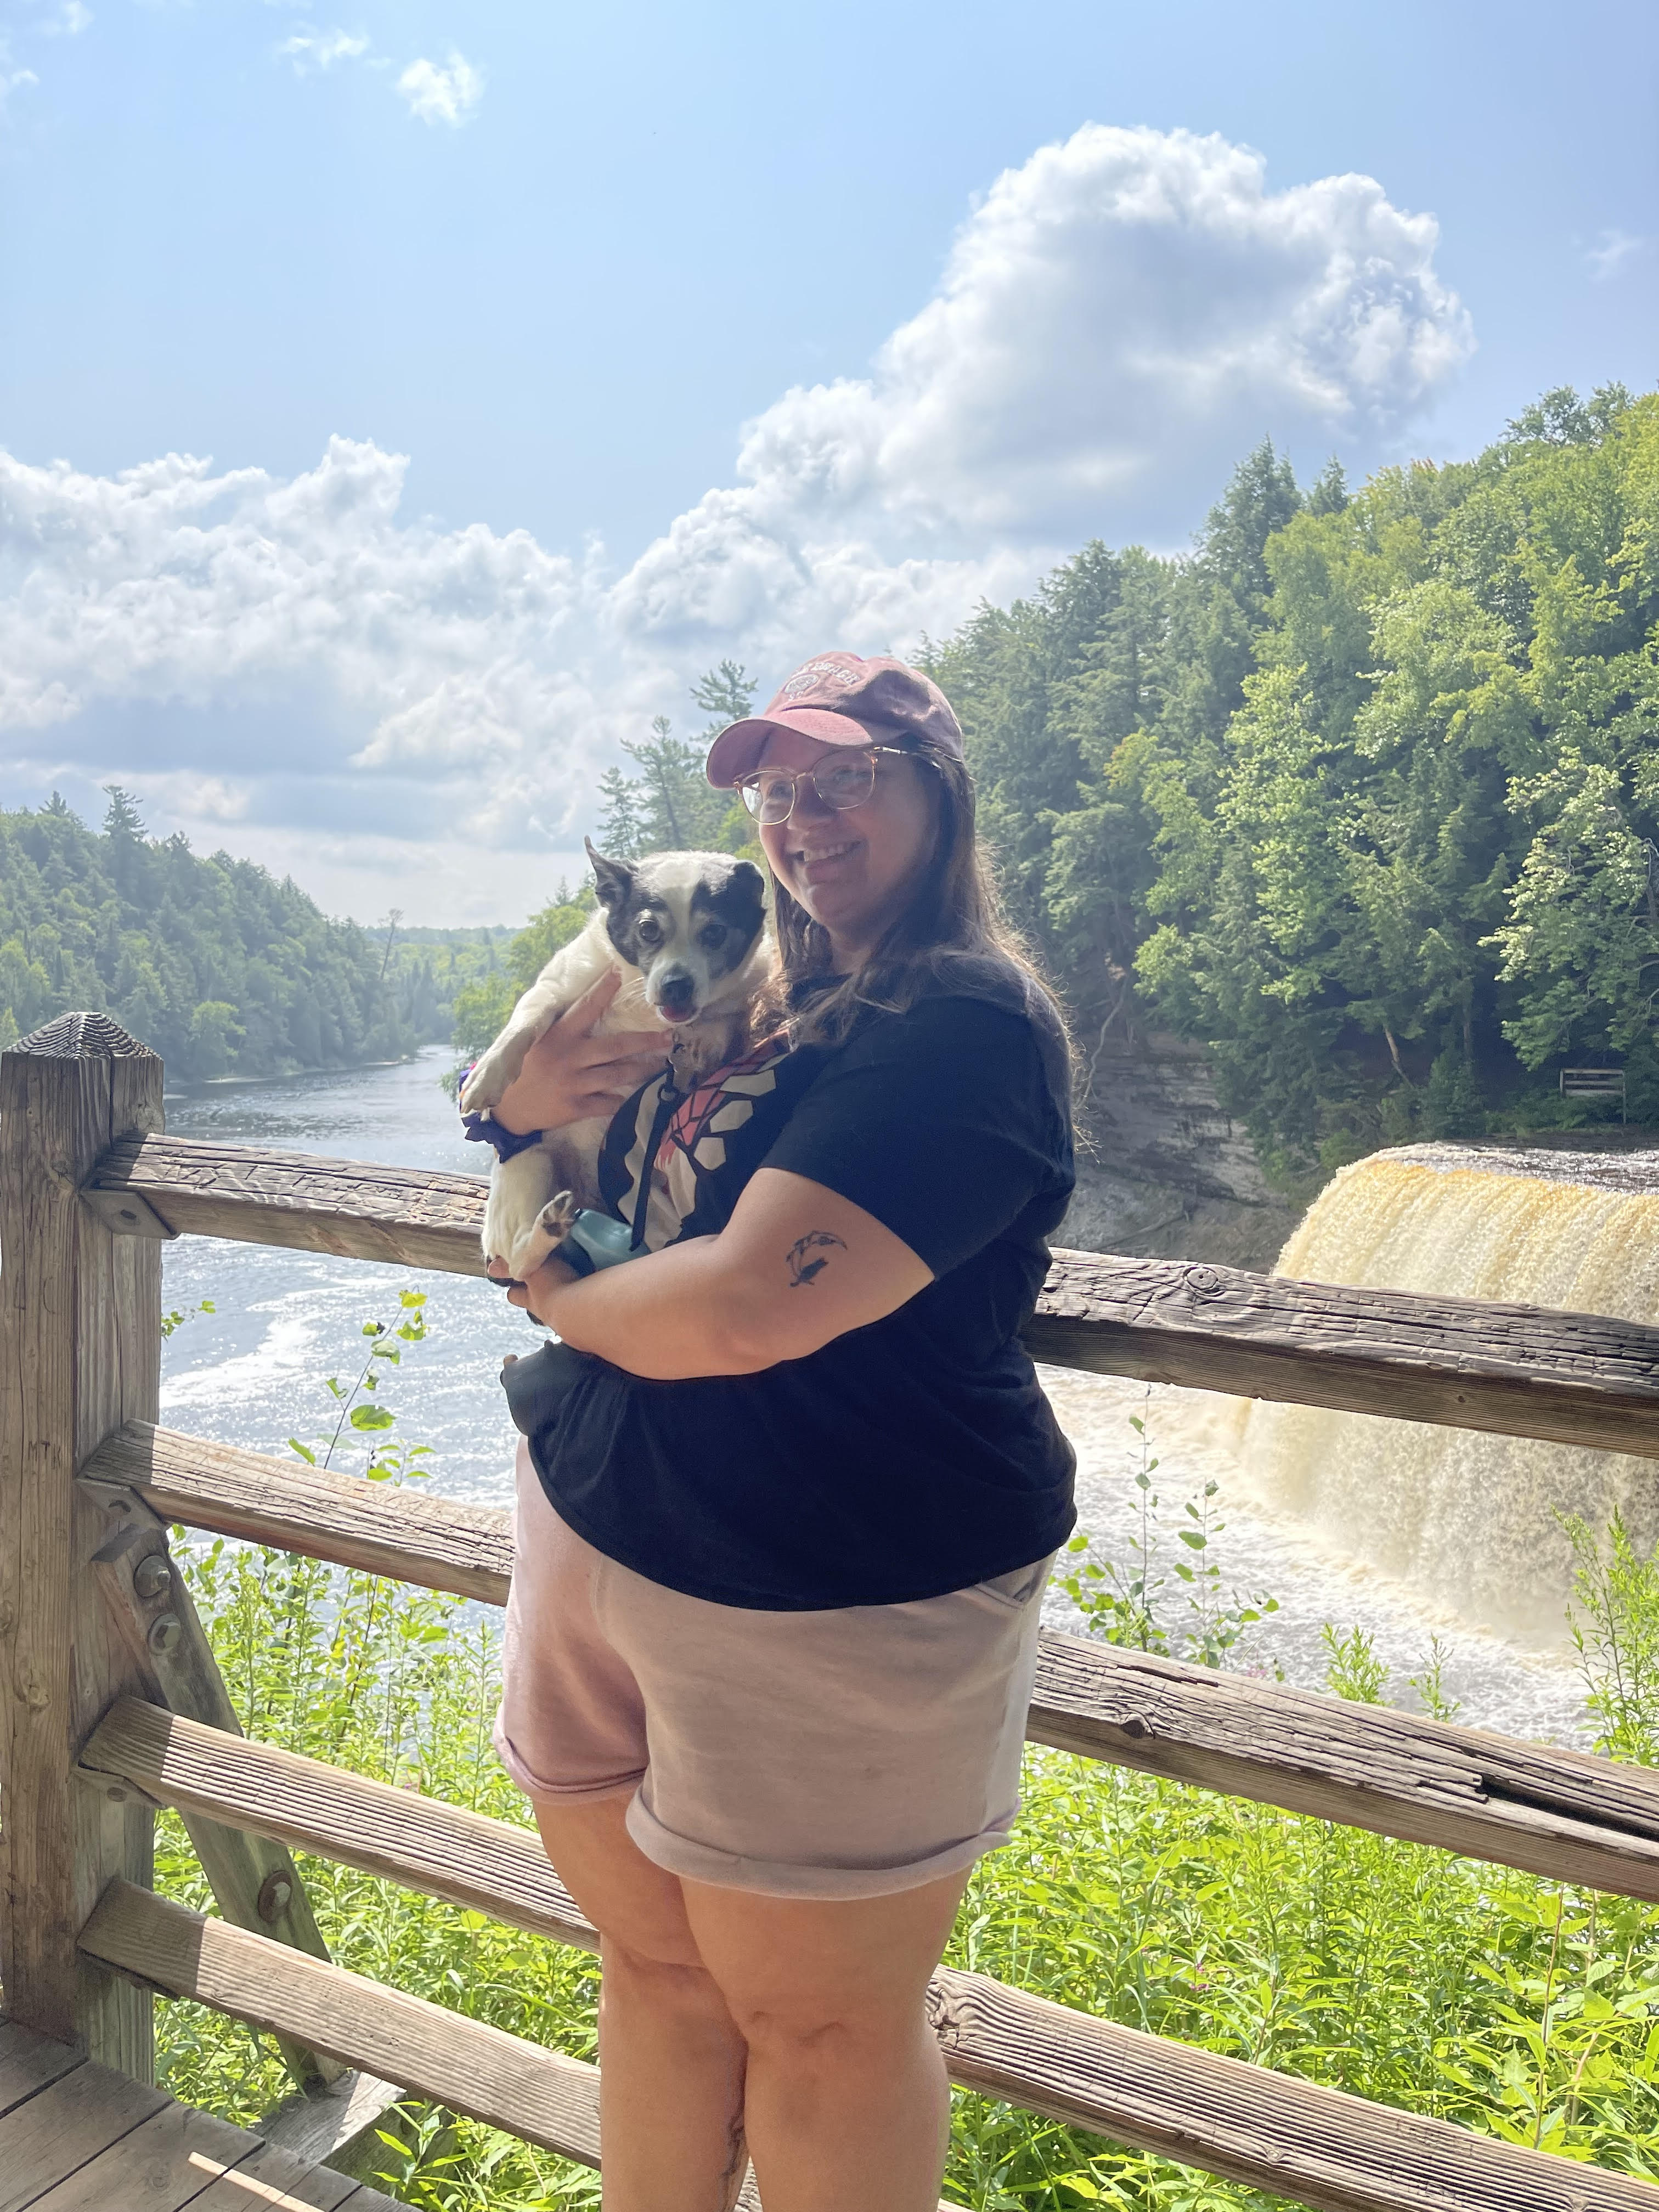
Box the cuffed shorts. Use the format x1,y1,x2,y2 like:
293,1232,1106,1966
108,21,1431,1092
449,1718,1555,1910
493,1440,1054,1900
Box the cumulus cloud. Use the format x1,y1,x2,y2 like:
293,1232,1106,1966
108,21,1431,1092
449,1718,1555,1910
722,126,1470,550
397,50,482,126
40,3,92,33
0,124,1472,920
279,27,370,73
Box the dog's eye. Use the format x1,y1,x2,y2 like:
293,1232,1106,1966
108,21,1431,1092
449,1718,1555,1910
636,915,662,943
698,924,726,950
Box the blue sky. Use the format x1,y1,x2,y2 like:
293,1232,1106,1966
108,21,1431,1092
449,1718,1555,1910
1,0,1655,922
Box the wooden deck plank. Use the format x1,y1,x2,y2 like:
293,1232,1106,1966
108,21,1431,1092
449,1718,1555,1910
0,2018,401,2212
256,2073,407,2181
78,1438,1659,1906
87,1132,1659,1456
0,2061,166,2212
0,2025,83,2122
185,2139,371,2211
25,2099,255,2211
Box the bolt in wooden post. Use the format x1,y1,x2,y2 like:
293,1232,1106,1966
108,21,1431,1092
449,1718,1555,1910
1,1012,165,2073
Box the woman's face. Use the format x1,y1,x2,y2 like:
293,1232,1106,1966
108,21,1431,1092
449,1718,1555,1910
755,730,939,965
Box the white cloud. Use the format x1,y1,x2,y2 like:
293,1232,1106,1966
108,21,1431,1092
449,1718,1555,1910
397,50,482,127
0,40,40,115
43,3,92,33
1587,228,1649,281
715,126,1471,551
279,27,370,73
0,124,1472,922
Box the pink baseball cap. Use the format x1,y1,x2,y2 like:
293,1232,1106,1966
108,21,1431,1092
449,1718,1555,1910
705,651,964,789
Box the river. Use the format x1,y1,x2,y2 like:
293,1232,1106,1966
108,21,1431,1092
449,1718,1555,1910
159,1049,1590,1743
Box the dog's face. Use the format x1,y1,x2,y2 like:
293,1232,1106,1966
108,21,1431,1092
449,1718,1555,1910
584,838,767,1026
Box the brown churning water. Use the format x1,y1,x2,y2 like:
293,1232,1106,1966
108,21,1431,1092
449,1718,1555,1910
1234,1144,1659,1648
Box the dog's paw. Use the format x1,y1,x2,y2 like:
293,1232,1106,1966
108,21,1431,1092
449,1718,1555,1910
510,1191,580,1279
482,1181,543,1273
460,1046,511,1114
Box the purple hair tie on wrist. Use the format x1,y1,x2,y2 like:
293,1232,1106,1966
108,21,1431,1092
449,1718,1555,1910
457,1063,546,1164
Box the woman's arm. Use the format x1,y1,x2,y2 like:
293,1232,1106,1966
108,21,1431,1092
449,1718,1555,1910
504,1166,933,1379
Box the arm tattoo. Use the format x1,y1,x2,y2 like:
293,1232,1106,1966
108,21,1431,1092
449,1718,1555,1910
785,1229,845,1288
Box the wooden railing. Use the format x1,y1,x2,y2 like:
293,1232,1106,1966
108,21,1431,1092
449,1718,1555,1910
8,1011,1659,2211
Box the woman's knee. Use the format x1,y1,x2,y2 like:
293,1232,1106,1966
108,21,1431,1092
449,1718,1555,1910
724,1984,933,2076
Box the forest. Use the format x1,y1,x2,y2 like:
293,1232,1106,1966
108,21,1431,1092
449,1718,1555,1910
6,382,1655,1144
935,381,1659,1176
0,788,505,1080
603,381,1659,1182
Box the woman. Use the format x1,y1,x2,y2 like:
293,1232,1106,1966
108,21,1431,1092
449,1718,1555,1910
485,652,1076,2211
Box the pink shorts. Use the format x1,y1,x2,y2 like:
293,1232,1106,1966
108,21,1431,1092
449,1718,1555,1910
493,1441,1053,1899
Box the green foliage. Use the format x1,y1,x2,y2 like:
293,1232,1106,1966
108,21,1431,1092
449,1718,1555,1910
931,385,1659,1165
448,881,594,1075
596,663,761,863
159,1298,215,1341
1562,1508,1659,1765
1319,1622,1390,1705
1057,1408,1278,1668
0,788,504,1080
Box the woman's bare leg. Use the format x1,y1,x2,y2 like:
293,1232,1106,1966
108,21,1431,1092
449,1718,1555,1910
532,1797,749,2212
684,1869,970,2212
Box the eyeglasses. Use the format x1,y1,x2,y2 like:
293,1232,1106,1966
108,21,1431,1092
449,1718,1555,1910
736,746,911,827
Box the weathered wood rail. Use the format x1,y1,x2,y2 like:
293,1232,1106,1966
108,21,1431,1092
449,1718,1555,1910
90,1129,1659,1456
9,1011,1659,2212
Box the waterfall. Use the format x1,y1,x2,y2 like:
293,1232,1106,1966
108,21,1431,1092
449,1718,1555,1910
1235,1143,1659,1648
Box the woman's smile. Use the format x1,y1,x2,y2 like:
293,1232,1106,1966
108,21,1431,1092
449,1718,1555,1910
758,728,939,966
787,833,865,886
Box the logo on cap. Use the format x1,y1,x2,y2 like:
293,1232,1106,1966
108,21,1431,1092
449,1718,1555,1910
777,658,861,702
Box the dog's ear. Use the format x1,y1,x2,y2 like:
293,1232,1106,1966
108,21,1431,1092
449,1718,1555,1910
585,836,636,911
730,859,766,910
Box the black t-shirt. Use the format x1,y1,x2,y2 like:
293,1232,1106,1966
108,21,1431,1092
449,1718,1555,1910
527,955,1078,1609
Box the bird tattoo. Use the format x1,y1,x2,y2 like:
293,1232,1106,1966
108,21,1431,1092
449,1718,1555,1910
785,1230,845,1288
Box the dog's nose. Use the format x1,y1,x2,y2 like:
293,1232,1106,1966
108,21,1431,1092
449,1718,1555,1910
657,969,697,1016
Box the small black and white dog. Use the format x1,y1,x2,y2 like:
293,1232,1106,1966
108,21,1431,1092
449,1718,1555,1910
460,838,769,1278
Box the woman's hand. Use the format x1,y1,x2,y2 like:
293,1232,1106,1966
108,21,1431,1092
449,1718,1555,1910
491,970,670,1135
488,1254,579,1325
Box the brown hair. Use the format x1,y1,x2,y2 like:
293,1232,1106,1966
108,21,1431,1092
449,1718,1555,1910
763,737,1066,1050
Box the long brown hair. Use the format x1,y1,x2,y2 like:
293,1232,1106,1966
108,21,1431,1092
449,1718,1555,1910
764,737,1066,1050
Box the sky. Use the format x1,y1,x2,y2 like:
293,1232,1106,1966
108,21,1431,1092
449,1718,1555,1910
1,0,1655,926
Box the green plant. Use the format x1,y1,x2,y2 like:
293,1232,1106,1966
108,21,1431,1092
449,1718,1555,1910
285,1289,433,1480
1320,1622,1389,1705
1561,1507,1659,1765
1058,1406,1278,1670
160,1297,215,1340
1407,1637,1462,1724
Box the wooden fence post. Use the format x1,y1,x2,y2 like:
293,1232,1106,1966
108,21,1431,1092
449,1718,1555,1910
1,1012,165,2072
